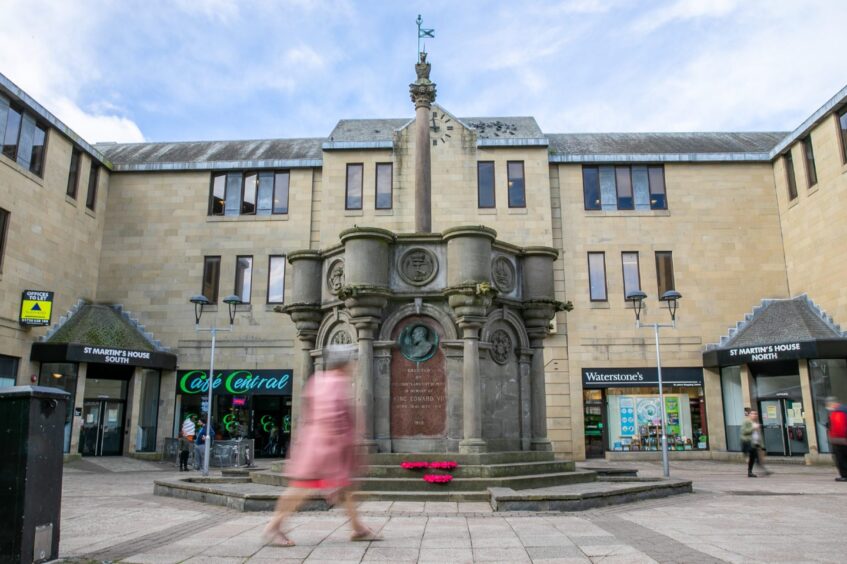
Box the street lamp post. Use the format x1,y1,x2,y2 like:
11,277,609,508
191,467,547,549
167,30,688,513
625,289,682,479
190,293,243,477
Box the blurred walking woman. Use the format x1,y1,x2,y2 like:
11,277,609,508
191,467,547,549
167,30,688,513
263,345,379,546
741,409,770,477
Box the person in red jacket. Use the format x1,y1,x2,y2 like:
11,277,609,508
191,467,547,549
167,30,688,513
826,397,847,481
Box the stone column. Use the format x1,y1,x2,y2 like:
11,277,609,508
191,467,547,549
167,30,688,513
349,316,381,452
518,348,533,451
373,342,393,452
740,364,755,410
409,52,437,233
457,316,487,453
703,366,726,452
126,366,143,454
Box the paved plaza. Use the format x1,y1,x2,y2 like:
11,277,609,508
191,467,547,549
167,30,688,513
58,457,847,563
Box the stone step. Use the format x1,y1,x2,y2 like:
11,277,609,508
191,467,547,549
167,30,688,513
354,490,490,503
366,460,576,478
367,451,557,465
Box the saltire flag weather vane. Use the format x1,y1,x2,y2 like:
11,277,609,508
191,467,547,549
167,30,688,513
417,14,434,55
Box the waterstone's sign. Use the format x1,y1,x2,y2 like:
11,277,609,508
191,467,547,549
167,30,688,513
177,369,292,396
582,367,703,388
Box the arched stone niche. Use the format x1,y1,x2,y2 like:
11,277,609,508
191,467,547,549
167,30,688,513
482,308,532,451
313,309,356,373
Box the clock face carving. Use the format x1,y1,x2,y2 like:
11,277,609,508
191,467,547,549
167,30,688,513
430,110,454,145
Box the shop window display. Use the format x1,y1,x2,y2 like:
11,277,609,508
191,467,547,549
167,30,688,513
809,359,847,454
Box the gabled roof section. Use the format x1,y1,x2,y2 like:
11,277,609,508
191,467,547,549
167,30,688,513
547,132,786,163
706,295,845,351
42,302,166,352
325,118,410,149
462,115,547,146
769,82,847,158
96,138,324,172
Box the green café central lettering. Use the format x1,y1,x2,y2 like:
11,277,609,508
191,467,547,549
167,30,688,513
178,370,291,396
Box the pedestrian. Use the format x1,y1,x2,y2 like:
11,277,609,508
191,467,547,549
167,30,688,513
194,416,214,471
825,397,847,481
740,409,770,477
181,414,197,442
178,432,191,471
262,345,379,547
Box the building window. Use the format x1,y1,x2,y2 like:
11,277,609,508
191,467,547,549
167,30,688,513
784,152,797,201
0,208,8,273
802,136,817,188
588,252,607,302
242,173,258,214
655,251,675,296
375,163,392,210
346,163,363,210
202,256,220,302
621,252,640,299
272,171,289,214
38,362,77,452
137,369,160,452
0,353,17,389
838,108,847,164
85,163,99,210
209,173,226,215
583,165,667,210
0,100,47,177
234,255,253,303
67,148,82,198
267,255,286,304
507,161,526,208
477,161,495,208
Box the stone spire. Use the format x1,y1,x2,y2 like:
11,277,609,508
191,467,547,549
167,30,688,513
410,51,437,233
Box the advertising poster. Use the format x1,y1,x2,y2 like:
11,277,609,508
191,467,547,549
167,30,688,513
665,396,681,435
619,397,635,436
636,397,662,427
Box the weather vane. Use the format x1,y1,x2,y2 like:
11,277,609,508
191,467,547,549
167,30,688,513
417,14,434,58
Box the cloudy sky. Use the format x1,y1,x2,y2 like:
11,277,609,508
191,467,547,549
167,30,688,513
2,0,846,143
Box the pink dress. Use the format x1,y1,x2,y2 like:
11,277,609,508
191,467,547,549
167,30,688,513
284,369,358,489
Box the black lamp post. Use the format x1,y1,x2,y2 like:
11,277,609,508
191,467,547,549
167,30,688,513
188,293,243,476
625,289,682,478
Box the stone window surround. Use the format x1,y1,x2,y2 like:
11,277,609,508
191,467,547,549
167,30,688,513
587,251,607,302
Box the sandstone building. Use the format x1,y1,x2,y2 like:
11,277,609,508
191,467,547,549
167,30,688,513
1,61,845,463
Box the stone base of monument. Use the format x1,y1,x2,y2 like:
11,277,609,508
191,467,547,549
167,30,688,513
153,451,692,510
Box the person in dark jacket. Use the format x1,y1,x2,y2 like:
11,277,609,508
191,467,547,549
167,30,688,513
740,409,770,477
826,397,847,481
178,433,191,471
194,417,214,471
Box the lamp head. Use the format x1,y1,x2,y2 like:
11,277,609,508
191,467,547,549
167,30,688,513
222,294,243,324
190,294,211,324
660,290,682,321
625,290,647,321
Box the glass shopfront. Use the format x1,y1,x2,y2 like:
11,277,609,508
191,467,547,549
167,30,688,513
175,369,292,458
582,367,708,455
809,359,847,454
39,362,78,453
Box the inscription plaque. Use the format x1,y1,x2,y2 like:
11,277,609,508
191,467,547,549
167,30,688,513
390,320,446,437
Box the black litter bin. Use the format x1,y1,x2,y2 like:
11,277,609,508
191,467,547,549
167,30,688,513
0,385,69,564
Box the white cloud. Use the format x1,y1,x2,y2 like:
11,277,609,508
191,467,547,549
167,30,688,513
631,0,741,35
49,97,145,143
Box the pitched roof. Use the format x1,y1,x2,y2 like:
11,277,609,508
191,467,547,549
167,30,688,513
96,138,324,171
44,303,164,352
707,295,845,350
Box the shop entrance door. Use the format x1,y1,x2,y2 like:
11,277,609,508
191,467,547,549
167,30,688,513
80,400,125,456
583,390,606,458
759,398,808,457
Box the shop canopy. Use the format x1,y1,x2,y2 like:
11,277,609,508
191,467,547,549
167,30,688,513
31,303,177,370
703,295,847,368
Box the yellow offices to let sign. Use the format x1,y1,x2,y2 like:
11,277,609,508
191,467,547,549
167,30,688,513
20,290,54,326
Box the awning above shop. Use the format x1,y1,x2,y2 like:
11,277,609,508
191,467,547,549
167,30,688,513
703,295,847,367
30,302,177,370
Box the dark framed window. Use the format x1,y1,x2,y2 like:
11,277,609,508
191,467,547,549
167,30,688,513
1,104,22,161
209,173,226,215
267,255,286,304
273,171,289,214
838,108,847,164
67,148,82,198
507,161,526,208
345,163,363,210
0,101,48,176
615,167,634,210
588,252,607,302
582,167,601,210
621,252,641,299
27,122,46,176
647,166,666,209
655,251,675,296
784,152,798,201
0,354,18,389
802,136,817,188
0,207,9,274
477,161,495,208
85,163,99,211
202,256,221,302
242,172,258,214
375,163,393,209
234,255,253,303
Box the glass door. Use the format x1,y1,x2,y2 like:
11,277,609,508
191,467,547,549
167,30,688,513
80,401,102,456
584,390,606,458
79,399,125,456
783,398,809,456
760,399,786,456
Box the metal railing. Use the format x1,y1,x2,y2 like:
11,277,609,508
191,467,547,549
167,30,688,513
164,438,254,468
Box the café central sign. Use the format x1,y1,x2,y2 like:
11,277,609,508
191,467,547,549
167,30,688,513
177,369,292,396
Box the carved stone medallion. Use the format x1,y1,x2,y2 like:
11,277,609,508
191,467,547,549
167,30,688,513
398,323,439,363
330,329,353,345
327,259,345,295
398,247,438,286
491,256,516,293
490,329,512,365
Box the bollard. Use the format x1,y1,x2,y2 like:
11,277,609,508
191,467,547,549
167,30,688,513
0,386,69,564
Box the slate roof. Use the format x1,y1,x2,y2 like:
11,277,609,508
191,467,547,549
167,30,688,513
96,138,324,170
44,303,162,352
547,132,786,156
707,295,846,350
328,119,409,143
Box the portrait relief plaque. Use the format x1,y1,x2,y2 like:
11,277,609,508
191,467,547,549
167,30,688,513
390,320,446,437
491,256,516,293
398,247,438,286
327,259,345,295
